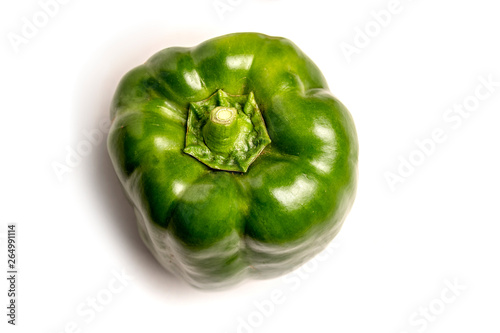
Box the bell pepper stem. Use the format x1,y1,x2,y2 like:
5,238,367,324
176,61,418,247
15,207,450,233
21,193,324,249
202,106,239,154
184,89,271,172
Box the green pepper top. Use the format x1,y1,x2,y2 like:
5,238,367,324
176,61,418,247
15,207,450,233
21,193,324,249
184,89,271,172
108,32,358,289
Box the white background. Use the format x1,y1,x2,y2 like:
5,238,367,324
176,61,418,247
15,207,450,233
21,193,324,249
1,0,499,332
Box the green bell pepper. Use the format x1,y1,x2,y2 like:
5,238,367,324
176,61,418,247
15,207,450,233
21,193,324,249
107,32,358,289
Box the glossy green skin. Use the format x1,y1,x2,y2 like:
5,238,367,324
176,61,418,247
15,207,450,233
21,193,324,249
107,33,358,289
